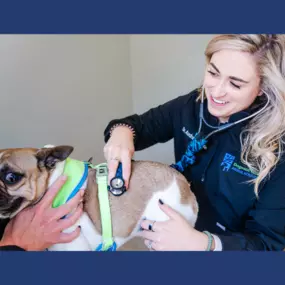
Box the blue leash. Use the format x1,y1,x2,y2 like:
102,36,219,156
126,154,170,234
170,133,207,173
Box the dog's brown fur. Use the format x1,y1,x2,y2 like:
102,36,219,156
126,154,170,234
84,161,197,238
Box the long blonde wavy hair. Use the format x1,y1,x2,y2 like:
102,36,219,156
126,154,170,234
199,34,285,196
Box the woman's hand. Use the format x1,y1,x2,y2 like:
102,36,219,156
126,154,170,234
0,176,83,251
103,126,135,188
139,200,211,251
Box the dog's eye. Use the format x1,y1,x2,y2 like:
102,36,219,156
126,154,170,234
5,173,23,184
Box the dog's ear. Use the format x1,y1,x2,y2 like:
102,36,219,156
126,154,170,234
36,145,74,169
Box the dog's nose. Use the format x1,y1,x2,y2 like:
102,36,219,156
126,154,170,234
0,190,10,206
0,194,23,217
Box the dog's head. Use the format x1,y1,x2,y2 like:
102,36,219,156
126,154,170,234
0,145,74,219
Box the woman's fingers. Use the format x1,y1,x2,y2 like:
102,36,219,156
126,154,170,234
144,239,160,251
121,150,132,188
138,229,160,242
140,219,164,232
52,189,84,220
58,226,81,244
56,203,83,232
39,176,68,210
107,158,120,185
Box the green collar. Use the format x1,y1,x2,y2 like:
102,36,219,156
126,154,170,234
52,158,89,208
51,159,115,251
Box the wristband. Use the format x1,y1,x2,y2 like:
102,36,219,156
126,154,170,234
109,123,135,139
203,230,213,251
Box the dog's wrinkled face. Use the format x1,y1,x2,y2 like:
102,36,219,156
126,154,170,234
0,145,73,219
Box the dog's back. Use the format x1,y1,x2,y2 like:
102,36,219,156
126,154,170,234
84,160,198,250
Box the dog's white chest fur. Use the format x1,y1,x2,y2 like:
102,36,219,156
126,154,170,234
48,212,102,251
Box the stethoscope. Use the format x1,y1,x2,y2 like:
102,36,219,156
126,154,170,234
170,86,270,173
197,87,270,140
109,87,270,193
108,162,126,196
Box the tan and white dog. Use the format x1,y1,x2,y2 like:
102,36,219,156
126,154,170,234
0,145,198,251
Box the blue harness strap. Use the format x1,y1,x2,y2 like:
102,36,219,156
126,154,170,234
66,162,89,202
95,241,117,251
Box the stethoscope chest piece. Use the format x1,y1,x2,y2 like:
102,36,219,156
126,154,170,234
109,162,126,196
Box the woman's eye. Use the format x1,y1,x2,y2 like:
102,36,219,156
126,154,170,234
230,82,241,89
208,70,218,77
5,173,23,184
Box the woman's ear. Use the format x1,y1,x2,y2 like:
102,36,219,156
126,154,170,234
258,90,263,97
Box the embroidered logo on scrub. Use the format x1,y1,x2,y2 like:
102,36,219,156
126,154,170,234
182,127,195,140
221,153,257,179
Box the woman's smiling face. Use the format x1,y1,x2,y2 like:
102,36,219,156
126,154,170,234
203,49,261,123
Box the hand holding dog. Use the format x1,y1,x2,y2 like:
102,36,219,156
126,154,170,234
0,176,83,251
139,200,211,251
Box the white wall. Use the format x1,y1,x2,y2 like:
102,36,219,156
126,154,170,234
130,35,214,164
0,35,214,165
0,35,132,164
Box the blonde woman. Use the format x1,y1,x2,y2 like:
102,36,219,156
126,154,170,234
103,34,285,251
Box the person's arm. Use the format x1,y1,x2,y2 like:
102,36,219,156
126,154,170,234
104,91,198,151
0,219,23,250
0,245,25,251
215,160,285,251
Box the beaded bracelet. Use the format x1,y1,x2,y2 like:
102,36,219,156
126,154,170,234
203,230,213,251
109,123,136,139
